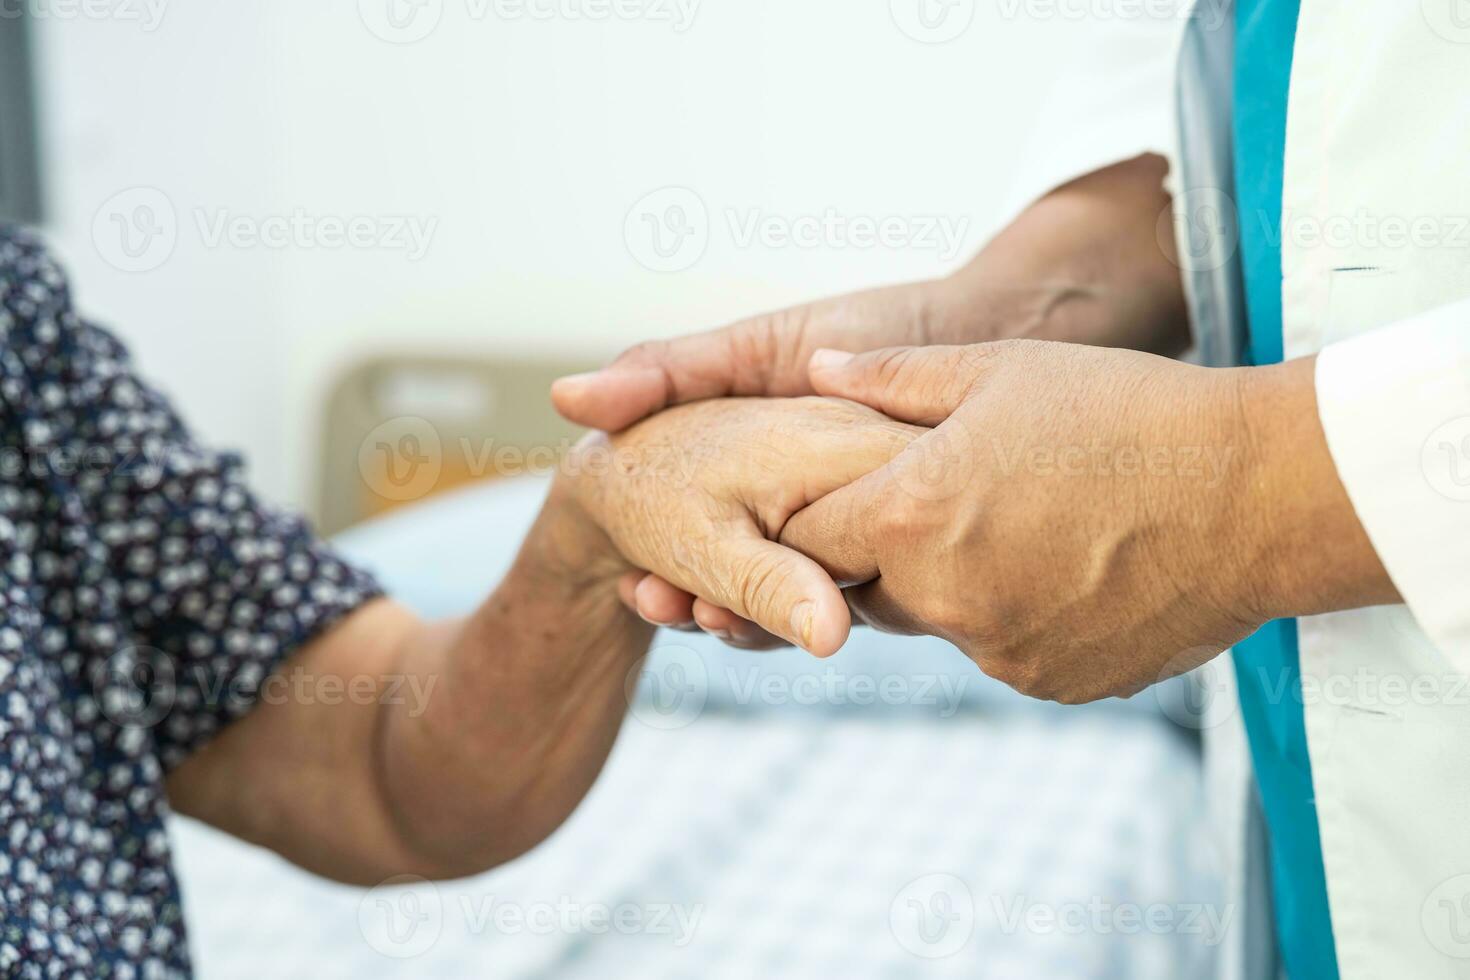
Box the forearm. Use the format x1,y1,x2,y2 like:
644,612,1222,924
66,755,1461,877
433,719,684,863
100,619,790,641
169,486,651,884
929,153,1191,356
374,490,650,878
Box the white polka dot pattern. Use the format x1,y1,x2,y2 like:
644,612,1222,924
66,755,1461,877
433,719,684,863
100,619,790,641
0,226,382,978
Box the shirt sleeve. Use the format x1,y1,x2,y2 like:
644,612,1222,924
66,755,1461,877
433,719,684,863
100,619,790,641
0,228,384,767
1315,298,1470,671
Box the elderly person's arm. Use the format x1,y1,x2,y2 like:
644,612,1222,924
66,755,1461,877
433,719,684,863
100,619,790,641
166,397,918,883
1,226,916,889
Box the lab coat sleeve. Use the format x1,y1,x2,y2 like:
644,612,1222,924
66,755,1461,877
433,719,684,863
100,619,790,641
1315,298,1470,669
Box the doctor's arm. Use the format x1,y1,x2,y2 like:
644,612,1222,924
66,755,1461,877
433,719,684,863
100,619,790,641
551,152,1190,433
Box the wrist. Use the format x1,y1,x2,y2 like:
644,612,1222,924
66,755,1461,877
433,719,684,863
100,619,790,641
939,255,1177,353
514,473,632,600
1231,357,1400,622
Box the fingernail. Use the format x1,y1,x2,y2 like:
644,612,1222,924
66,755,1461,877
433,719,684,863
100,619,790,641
552,371,600,393
808,348,855,375
790,600,815,650
707,628,732,641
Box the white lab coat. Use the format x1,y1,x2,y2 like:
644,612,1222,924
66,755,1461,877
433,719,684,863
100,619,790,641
1167,2,1470,978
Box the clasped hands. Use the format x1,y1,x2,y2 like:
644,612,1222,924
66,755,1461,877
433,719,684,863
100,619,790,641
547,289,1388,704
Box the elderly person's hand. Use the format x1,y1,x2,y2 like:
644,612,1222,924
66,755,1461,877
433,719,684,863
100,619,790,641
561,397,921,656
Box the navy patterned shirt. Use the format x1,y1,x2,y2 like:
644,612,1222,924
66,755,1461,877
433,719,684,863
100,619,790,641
0,225,381,978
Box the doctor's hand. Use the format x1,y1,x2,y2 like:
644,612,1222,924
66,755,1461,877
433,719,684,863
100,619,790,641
559,397,921,657
551,155,1188,434
772,341,1399,702
549,280,961,432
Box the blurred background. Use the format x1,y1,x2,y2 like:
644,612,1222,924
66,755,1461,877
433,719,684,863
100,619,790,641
2,3,1226,978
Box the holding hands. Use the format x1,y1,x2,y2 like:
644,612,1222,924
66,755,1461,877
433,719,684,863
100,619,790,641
555,153,1395,703
558,396,920,657
559,336,1395,703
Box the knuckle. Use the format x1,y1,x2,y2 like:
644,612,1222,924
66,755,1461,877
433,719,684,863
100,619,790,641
618,339,670,368
869,347,917,388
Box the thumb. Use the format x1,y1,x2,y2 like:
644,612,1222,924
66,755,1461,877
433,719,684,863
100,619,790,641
807,345,989,426
551,312,813,432
700,532,851,658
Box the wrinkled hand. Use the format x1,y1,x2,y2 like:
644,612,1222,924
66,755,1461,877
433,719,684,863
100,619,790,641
561,397,921,656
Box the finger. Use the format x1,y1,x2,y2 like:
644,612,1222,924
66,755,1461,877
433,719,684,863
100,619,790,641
617,571,644,612
551,314,814,431
691,598,785,649
699,532,851,658
808,345,993,426
843,578,928,637
633,574,697,627
778,470,888,587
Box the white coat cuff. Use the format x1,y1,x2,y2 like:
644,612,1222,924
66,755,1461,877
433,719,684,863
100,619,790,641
1315,299,1470,669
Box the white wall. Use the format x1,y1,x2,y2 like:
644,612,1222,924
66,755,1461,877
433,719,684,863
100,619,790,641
27,0,1180,509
